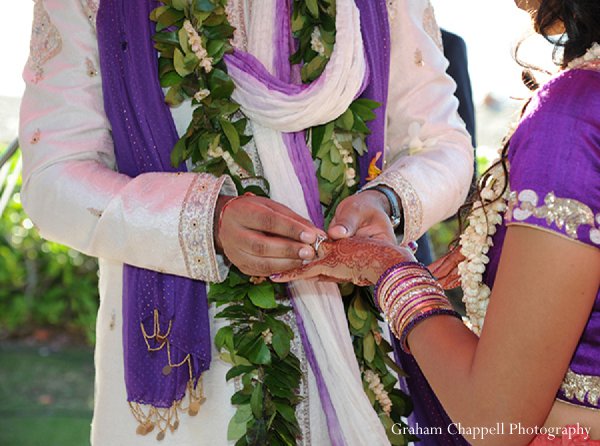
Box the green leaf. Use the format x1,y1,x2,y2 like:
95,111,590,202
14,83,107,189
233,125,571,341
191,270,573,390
171,0,187,11
208,68,235,99
153,31,180,46
248,284,277,309
291,10,307,33
174,48,194,77
350,102,377,122
250,383,264,418
271,329,291,359
150,5,169,22
160,70,183,88
336,109,354,131
363,332,376,363
319,157,343,183
348,306,367,331
157,8,185,27
220,118,241,153
301,55,328,82
170,136,186,167
232,149,254,175
215,325,234,352
195,0,216,12
353,98,381,110
246,418,268,445
226,365,255,381
203,23,236,40
178,26,191,55
353,294,369,320
274,402,297,424
247,337,271,365
227,404,252,441
351,114,371,134
207,39,226,58
306,0,319,18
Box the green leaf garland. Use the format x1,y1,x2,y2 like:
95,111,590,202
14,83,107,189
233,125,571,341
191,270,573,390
151,0,414,444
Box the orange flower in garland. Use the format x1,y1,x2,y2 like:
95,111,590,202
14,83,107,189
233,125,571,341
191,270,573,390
366,151,383,181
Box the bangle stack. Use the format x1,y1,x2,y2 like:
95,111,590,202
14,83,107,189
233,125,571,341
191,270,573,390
375,262,461,354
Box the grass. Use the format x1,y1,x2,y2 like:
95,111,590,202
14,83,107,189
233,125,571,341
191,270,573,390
0,341,94,446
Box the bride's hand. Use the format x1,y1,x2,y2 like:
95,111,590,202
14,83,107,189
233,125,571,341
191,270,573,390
270,237,416,286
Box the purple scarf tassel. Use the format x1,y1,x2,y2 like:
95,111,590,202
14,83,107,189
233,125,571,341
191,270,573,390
97,0,211,407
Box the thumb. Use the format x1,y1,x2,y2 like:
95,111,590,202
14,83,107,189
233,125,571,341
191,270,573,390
328,210,361,240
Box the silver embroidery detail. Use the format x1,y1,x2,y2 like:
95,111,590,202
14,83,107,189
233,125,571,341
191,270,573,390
280,305,311,445
86,57,98,77
28,0,63,83
80,0,99,29
225,0,248,51
364,171,424,244
30,129,41,145
423,2,443,52
560,368,600,408
179,174,227,282
507,189,599,244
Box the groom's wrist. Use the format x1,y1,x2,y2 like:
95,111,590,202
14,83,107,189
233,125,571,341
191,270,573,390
365,185,404,230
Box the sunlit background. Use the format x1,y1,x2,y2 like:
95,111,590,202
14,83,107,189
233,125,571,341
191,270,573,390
0,2,559,445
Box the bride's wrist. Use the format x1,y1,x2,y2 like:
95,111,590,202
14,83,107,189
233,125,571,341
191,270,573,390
368,246,417,284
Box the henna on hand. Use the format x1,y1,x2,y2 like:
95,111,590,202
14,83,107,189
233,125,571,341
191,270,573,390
428,245,465,290
271,237,415,285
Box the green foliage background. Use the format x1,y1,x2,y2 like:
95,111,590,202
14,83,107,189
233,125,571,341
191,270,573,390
0,153,99,344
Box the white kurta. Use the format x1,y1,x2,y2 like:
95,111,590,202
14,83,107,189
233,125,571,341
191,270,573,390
18,0,473,445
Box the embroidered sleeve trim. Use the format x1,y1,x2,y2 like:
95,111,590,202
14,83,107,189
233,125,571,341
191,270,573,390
506,189,600,246
28,0,63,83
179,174,237,282
559,368,600,409
363,171,424,244
423,1,443,52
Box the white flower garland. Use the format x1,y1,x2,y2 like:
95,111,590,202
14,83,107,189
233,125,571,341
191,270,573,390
567,42,600,69
459,43,600,335
458,161,508,335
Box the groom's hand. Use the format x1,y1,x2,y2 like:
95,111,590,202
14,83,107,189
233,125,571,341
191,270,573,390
215,195,326,276
327,190,397,244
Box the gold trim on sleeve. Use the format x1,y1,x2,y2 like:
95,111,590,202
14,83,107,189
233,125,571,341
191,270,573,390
506,189,600,245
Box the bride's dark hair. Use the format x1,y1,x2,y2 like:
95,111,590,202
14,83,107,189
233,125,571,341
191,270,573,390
454,0,600,245
536,0,600,68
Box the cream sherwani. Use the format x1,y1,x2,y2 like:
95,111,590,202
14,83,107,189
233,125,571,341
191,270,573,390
19,0,473,444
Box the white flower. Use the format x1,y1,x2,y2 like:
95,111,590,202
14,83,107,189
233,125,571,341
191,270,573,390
194,89,210,102
200,57,214,73
458,165,510,336
262,329,273,345
208,145,224,158
310,27,326,56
